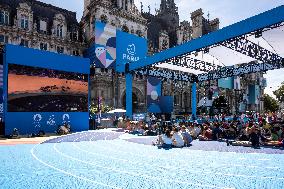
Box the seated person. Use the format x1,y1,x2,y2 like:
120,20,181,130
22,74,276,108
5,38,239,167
161,129,173,148
225,125,237,140
137,125,145,135
11,128,19,138
238,127,250,141
191,125,201,139
172,128,184,147
153,129,172,148
198,126,212,141
180,126,192,147
280,127,284,141
271,130,279,141
249,127,260,148
212,123,222,141
263,128,271,138
188,124,195,135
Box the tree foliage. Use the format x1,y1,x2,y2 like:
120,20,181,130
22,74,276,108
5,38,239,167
273,82,284,102
89,103,113,115
263,94,279,112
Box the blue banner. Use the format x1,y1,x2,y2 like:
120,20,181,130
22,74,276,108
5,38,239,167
85,21,147,71
133,113,146,121
147,96,173,113
248,85,260,104
116,31,147,72
218,77,233,89
5,112,89,135
147,77,163,113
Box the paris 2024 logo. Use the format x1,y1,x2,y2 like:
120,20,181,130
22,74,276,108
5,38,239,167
123,44,140,62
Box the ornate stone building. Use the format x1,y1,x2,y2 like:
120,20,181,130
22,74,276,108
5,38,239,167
0,0,85,55
2,0,263,115
83,0,220,114
82,0,148,112
141,1,219,114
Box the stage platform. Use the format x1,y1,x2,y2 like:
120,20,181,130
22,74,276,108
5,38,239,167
1,129,284,189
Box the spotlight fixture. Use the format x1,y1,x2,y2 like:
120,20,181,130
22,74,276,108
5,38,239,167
204,47,209,54
255,30,262,38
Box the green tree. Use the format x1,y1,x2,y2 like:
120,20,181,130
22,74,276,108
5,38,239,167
273,82,284,102
263,94,279,112
89,102,113,116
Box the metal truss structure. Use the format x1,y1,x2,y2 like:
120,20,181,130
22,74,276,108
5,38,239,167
154,53,222,72
198,59,284,82
134,24,284,83
221,36,282,63
134,67,195,82
122,5,284,118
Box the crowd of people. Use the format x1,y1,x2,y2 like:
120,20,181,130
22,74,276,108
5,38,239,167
118,112,284,149
9,64,88,82
8,95,88,112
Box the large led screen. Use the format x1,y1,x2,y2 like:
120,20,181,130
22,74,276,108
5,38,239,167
8,64,88,112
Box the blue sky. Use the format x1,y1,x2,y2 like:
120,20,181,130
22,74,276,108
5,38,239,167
38,0,284,97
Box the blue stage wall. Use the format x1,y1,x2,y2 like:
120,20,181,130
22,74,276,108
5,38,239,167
5,112,89,135
4,44,90,135
5,45,90,74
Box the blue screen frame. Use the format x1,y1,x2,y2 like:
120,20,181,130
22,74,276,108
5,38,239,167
3,44,90,135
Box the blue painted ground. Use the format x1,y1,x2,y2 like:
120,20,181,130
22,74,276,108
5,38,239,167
1,129,284,189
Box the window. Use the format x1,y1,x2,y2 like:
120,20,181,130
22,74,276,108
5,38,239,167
20,15,29,29
122,25,129,33
100,15,108,23
0,35,8,43
56,46,64,54
20,39,29,47
0,10,9,25
56,24,63,37
70,32,77,41
136,30,143,37
40,43,48,51
100,68,108,73
39,20,47,33
73,50,79,56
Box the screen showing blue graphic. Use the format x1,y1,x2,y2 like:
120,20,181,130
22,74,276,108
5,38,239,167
218,77,234,89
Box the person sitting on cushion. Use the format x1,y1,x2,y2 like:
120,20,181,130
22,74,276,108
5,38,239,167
172,128,184,147
249,127,260,148
180,126,192,147
198,126,212,141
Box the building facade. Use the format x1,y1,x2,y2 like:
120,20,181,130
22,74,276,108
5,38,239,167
83,0,221,114
0,0,266,115
0,0,85,55
81,0,148,113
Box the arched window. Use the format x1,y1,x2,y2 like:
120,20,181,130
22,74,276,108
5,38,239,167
20,15,29,29
0,10,9,25
100,15,108,23
110,20,116,26
136,30,143,37
122,25,129,33
56,24,63,37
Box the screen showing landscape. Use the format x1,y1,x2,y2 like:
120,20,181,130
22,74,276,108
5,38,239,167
8,64,88,112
